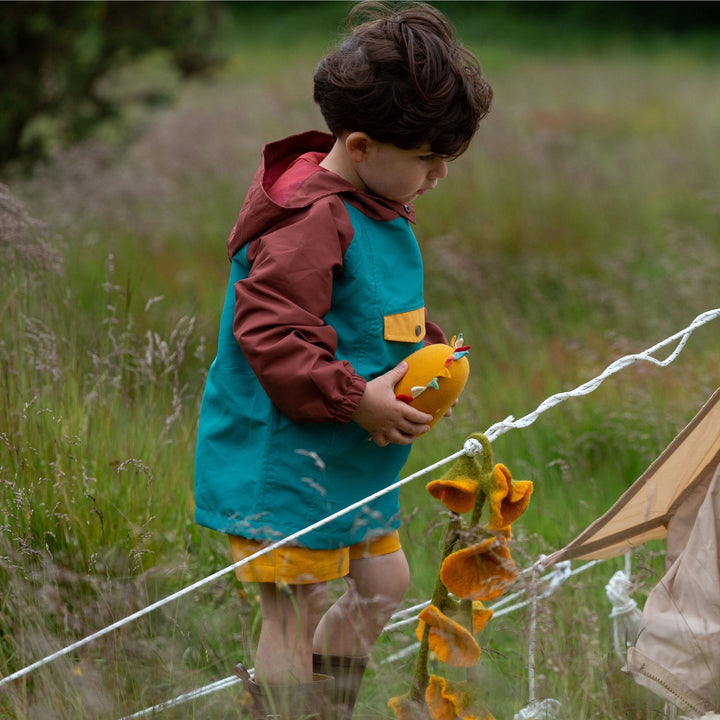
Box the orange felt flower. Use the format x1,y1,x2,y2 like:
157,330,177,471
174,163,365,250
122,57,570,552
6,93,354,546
440,536,518,601
426,675,467,720
426,476,478,514
487,463,533,530
426,675,490,720
440,598,493,635
389,692,430,720
472,601,493,634
416,605,481,668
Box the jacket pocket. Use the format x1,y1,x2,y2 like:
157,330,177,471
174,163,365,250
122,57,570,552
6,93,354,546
384,307,426,343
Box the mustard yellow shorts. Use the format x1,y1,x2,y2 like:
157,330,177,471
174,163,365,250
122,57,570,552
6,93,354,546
228,531,402,585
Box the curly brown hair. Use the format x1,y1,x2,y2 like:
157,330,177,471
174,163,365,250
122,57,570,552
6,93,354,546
313,1,493,157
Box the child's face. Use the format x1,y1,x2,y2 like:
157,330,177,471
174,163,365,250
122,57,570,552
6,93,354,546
356,140,449,205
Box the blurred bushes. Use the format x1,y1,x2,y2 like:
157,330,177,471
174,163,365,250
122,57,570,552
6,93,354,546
0,1,226,166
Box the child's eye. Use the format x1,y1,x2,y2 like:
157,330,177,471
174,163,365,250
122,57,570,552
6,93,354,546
420,153,450,162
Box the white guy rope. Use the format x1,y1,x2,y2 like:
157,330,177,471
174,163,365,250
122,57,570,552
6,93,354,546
479,308,720,445
0,443,465,689
527,563,540,703
120,675,241,719
2,307,718,693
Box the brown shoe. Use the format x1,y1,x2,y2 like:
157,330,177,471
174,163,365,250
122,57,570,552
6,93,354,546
234,663,335,720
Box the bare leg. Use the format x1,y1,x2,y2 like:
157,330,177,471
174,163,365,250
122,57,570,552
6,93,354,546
313,549,410,657
256,581,328,685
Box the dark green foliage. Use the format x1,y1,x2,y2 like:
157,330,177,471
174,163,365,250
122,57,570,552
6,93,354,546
435,1,720,54
0,1,226,166
497,1,720,33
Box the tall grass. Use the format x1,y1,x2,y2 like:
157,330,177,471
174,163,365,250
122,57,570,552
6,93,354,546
2,5,719,718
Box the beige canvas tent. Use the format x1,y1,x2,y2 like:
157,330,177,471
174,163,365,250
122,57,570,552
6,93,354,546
543,386,720,716
543,385,720,567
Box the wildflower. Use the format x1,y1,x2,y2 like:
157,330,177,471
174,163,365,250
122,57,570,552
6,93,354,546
440,536,518,601
416,604,481,667
486,463,533,530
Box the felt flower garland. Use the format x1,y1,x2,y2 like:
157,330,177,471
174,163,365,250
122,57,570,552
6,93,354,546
389,433,533,720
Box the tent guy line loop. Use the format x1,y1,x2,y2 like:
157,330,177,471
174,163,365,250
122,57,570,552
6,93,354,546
1,307,718,692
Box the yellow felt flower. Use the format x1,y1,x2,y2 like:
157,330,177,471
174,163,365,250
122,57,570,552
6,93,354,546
416,605,481,667
440,536,518,601
487,463,533,530
426,675,493,720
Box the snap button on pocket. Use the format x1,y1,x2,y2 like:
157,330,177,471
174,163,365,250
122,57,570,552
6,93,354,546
384,307,426,342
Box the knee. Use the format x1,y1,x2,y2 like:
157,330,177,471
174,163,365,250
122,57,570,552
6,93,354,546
352,550,410,607
382,551,410,604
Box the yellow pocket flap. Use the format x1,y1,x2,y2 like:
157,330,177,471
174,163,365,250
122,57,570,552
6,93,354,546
384,307,426,343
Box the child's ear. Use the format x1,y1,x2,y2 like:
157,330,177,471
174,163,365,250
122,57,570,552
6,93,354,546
345,132,371,163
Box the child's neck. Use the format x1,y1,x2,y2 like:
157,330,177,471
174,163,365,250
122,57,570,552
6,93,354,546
319,139,367,193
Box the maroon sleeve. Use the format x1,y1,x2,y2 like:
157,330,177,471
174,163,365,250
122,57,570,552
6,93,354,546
424,310,448,346
233,197,366,424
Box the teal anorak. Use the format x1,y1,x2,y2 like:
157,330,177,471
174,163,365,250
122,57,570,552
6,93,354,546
194,132,446,549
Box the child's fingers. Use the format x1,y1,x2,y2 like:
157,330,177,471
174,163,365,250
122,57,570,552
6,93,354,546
371,430,390,446
400,403,433,427
386,360,409,384
377,412,431,446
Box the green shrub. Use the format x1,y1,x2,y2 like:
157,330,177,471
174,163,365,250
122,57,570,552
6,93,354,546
0,2,226,165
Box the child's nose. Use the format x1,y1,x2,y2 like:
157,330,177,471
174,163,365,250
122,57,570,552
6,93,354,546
429,159,448,180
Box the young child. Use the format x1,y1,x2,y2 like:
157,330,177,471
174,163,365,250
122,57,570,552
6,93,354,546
193,2,492,718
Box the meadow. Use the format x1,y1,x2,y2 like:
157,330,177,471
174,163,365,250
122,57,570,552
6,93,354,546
1,3,719,718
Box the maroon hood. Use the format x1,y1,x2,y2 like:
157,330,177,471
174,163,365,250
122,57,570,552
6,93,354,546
227,131,416,258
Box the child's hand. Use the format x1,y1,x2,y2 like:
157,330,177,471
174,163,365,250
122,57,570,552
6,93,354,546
352,362,433,447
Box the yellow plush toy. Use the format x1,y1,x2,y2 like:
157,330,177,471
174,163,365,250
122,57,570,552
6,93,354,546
394,335,470,427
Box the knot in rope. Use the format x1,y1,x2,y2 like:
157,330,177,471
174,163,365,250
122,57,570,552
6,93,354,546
463,436,484,456
513,698,562,720
605,570,639,618
605,569,643,660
